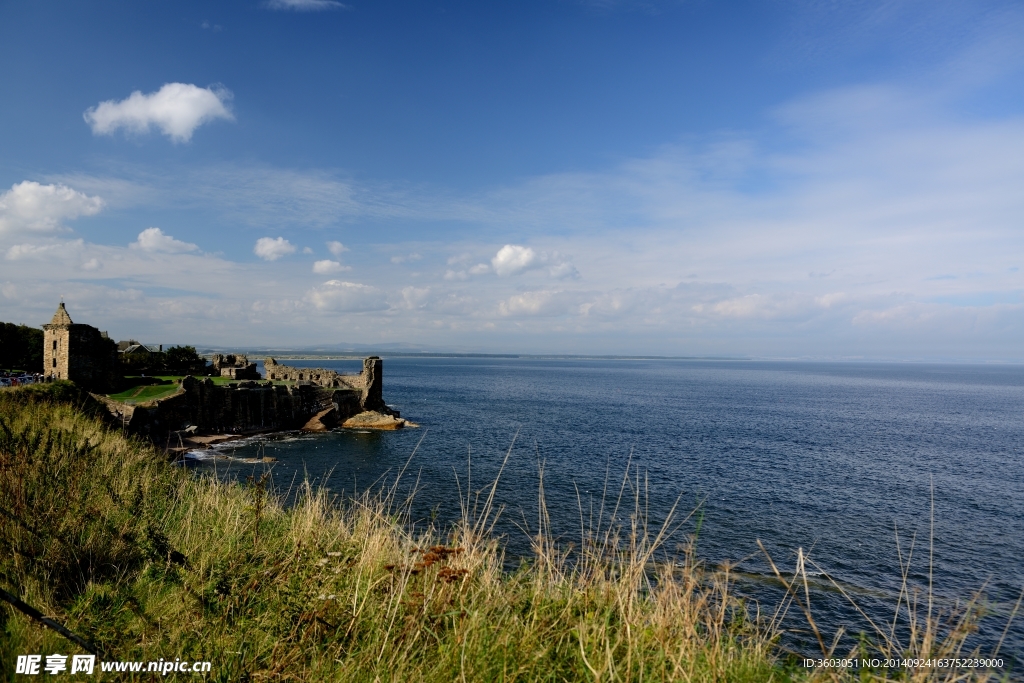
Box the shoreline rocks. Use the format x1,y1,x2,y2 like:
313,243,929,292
341,410,417,430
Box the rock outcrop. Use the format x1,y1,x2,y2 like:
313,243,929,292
301,406,339,432
341,410,414,430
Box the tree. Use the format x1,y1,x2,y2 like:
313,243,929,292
0,322,43,373
164,345,208,375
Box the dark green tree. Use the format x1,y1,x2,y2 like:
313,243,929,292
164,345,208,375
120,348,165,375
0,322,44,373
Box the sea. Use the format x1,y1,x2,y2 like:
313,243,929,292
185,357,1024,667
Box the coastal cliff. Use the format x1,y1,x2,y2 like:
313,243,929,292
98,356,409,439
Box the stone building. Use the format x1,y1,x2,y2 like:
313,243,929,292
41,302,120,392
211,353,261,380
118,340,162,355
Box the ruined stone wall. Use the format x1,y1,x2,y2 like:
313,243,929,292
263,358,364,388
212,353,260,380
263,356,390,414
115,378,365,439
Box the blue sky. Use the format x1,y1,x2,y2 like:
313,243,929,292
1,0,1022,358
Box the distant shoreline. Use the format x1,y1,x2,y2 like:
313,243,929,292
203,352,748,361
197,353,1024,365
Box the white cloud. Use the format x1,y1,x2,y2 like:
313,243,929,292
313,259,350,274
401,286,430,309
492,244,538,276
302,246,314,254
83,83,234,143
6,239,85,261
254,236,296,261
130,227,199,253
265,0,348,10
548,260,580,280
0,182,104,235
326,240,349,256
490,244,579,279
306,280,388,312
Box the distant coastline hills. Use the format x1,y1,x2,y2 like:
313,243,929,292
194,343,740,361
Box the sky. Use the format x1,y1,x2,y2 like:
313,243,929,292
1,0,1022,359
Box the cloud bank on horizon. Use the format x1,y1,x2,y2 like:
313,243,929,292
0,0,1022,359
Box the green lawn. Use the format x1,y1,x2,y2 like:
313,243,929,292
106,375,246,403
106,382,181,404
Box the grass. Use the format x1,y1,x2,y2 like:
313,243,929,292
106,375,260,404
0,383,1014,682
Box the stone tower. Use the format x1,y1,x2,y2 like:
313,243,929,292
41,302,119,391
42,302,74,380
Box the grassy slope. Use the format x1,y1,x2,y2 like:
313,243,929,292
0,385,1001,682
106,375,244,404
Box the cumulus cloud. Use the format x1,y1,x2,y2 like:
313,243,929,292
491,244,537,276
130,227,199,253
490,244,579,279
443,245,578,280
254,236,296,261
326,240,349,256
0,182,104,235
83,83,234,143
306,280,388,311
265,0,348,10
312,259,350,274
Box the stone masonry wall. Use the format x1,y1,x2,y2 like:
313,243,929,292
43,324,119,391
110,379,365,439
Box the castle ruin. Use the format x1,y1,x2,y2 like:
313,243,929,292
264,357,389,413
35,302,405,436
211,353,260,380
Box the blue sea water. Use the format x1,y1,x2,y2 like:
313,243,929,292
193,358,1024,664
